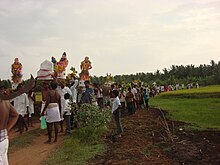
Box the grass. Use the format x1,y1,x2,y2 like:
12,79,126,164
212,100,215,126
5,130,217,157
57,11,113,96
9,128,45,152
44,132,106,165
150,86,220,130
160,85,220,98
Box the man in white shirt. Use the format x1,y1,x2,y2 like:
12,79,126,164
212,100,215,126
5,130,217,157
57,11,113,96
12,84,29,134
131,84,137,113
70,78,79,103
112,90,123,137
95,84,103,110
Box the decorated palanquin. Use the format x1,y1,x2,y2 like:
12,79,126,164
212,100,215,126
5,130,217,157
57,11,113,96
37,60,53,80
52,52,69,79
11,58,23,84
79,56,92,81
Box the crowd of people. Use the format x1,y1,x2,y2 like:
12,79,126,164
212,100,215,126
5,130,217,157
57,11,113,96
0,75,152,164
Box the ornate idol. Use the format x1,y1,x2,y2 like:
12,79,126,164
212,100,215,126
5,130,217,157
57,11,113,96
11,58,22,84
79,56,92,81
57,52,69,79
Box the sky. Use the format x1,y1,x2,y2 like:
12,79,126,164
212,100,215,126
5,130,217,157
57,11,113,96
0,0,220,80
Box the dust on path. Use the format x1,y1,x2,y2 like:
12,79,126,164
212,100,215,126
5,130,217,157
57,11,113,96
8,117,64,165
8,132,64,165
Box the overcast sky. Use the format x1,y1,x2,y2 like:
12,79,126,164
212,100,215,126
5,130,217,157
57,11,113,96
1,0,220,80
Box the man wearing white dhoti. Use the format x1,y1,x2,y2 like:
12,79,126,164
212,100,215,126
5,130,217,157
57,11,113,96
42,81,61,143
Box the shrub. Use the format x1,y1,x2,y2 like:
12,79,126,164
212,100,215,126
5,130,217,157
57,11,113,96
77,104,111,128
75,103,112,143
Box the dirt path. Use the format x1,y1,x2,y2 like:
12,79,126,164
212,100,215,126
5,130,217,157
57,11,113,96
8,117,64,165
9,134,64,165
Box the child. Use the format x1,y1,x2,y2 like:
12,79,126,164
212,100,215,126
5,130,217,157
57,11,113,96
64,93,72,134
112,90,123,137
143,89,149,110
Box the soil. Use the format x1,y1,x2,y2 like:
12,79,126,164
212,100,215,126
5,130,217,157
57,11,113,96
8,108,220,165
89,108,220,165
8,117,64,165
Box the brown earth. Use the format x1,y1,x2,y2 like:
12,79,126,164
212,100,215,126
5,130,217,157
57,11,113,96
7,108,220,165
8,117,64,165
9,133,64,165
89,108,220,165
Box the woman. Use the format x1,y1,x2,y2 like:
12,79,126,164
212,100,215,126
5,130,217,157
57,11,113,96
41,81,61,143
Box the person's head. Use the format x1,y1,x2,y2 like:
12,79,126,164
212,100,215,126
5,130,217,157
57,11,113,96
14,58,19,63
0,85,5,93
113,90,119,98
111,84,114,89
62,52,66,58
64,93,70,100
85,56,89,61
84,80,90,88
128,87,131,92
50,81,57,90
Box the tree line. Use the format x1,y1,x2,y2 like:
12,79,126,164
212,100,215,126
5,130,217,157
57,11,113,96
91,60,220,86
1,60,219,89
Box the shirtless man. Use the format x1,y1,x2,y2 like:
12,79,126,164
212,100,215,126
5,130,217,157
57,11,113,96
42,81,61,143
0,75,35,165
0,93,18,165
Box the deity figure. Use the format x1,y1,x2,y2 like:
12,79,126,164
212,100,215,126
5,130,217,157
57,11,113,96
79,56,92,81
11,58,22,83
106,73,112,82
52,52,69,79
68,67,78,80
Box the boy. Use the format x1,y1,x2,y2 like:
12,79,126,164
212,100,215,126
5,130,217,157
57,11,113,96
112,90,123,137
64,93,72,134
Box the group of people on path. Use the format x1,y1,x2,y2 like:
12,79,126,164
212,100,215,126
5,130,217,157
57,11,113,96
107,82,150,137
0,74,151,165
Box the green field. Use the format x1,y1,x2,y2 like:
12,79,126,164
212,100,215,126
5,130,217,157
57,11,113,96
150,85,220,130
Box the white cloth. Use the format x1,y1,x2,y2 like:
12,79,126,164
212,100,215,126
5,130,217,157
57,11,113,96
112,96,121,113
0,139,9,165
39,101,46,120
37,60,53,80
13,93,29,117
119,91,126,102
45,103,61,123
70,79,78,103
60,86,72,99
28,93,35,117
131,88,137,100
97,88,103,98
64,99,72,115
57,86,72,120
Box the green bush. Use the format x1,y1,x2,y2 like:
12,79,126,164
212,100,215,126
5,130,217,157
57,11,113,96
77,104,111,128
76,104,112,143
